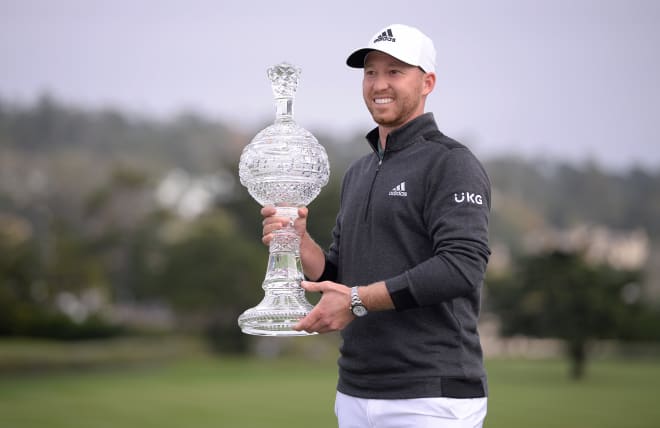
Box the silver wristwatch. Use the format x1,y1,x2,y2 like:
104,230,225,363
350,286,368,317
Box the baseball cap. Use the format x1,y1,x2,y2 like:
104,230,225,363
346,24,436,73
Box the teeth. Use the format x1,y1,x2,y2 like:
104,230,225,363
374,98,393,104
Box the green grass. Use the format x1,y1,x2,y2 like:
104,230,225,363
485,358,660,428
1,339,659,428
0,336,207,372
0,356,338,428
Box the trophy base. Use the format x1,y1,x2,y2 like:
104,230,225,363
238,294,316,337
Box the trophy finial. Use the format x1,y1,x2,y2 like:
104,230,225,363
267,62,301,99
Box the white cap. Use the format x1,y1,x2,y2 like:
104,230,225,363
346,24,436,73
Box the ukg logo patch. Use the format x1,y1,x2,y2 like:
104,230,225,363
454,192,483,205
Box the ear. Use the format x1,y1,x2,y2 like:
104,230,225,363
422,72,436,96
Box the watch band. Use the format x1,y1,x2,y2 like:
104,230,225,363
350,286,368,317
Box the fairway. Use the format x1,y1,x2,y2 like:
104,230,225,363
485,358,660,428
1,351,659,427
0,357,339,428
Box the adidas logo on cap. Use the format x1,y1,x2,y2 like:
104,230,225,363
373,28,396,43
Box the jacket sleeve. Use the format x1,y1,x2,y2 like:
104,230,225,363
316,175,346,283
317,216,340,282
385,148,491,310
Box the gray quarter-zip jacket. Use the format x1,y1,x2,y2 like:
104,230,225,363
319,113,491,399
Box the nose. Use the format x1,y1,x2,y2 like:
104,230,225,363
371,74,389,92
365,72,390,92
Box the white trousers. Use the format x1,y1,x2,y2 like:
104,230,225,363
334,391,487,428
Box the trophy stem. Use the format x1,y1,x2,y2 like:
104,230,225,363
237,206,316,336
275,97,294,122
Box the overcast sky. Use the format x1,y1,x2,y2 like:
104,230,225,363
2,0,659,170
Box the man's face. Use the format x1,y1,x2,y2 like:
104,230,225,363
362,51,434,130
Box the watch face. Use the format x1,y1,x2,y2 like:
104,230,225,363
352,304,368,317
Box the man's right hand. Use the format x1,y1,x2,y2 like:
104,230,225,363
260,205,309,246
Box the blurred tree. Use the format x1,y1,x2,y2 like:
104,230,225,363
84,164,155,301
0,213,123,339
146,211,265,353
487,250,645,379
0,214,40,335
484,158,660,240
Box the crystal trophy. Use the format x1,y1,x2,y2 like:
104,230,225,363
237,63,330,336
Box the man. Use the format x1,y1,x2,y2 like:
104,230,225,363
262,23,491,427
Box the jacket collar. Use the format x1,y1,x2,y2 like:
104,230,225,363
365,113,439,155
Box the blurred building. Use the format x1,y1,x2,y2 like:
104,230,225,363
523,224,649,270
155,168,235,219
